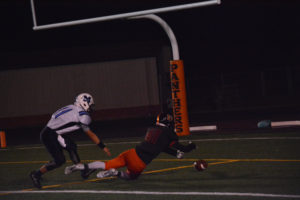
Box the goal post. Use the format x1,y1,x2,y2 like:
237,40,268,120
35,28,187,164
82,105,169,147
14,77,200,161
30,0,221,30
29,0,221,136
130,14,190,135
170,60,190,136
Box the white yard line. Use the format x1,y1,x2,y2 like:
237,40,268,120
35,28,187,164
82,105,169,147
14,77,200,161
0,190,300,198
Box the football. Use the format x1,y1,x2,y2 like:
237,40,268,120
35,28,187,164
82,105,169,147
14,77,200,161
194,160,208,171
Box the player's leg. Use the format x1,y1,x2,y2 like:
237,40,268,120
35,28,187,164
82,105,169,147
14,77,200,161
65,159,118,178
65,159,113,179
119,148,146,180
96,168,119,178
64,162,98,179
42,130,67,171
61,135,94,179
63,135,81,164
97,149,146,180
64,163,83,174
96,150,128,178
30,127,66,188
65,149,132,179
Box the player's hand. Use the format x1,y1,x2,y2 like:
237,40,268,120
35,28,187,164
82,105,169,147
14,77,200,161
187,141,196,151
103,147,111,156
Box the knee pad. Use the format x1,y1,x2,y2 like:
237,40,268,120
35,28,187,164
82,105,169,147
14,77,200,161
45,161,58,171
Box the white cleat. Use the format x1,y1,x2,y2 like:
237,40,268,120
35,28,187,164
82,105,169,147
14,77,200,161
64,164,77,175
96,168,118,178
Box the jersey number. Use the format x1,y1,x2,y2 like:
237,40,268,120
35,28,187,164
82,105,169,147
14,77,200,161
145,129,162,144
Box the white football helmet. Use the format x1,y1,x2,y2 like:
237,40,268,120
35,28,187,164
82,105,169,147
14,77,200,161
74,93,94,112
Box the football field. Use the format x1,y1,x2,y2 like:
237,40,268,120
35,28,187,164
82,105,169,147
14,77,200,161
1,130,300,200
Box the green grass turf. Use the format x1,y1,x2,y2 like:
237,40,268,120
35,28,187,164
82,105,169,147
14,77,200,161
0,130,300,200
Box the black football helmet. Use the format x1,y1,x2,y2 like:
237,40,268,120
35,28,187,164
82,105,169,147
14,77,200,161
156,113,173,128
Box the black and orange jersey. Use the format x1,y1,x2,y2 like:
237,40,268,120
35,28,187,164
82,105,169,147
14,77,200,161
135,125,179,164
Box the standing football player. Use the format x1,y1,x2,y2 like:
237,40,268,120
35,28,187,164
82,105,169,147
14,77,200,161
30,93,111,189
65,113,196,180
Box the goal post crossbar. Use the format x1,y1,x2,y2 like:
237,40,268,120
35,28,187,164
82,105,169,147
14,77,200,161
30,0,220,30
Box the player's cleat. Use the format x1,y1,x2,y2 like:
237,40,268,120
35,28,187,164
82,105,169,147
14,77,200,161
29,171,42,189
64,164,77,175
96,168,118,178
80,164,96,179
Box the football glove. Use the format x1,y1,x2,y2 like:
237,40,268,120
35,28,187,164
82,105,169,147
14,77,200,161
187,141,196,151
176,150,184,159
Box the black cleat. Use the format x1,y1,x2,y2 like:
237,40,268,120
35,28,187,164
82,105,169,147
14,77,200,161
80,164,96,179
29,171,42,189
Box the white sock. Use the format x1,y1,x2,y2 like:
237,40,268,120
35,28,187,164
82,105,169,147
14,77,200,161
88,161,105,170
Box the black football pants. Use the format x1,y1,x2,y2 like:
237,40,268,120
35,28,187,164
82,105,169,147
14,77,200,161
40,127,80,171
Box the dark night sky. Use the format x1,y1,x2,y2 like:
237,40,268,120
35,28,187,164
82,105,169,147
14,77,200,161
1,0,300,72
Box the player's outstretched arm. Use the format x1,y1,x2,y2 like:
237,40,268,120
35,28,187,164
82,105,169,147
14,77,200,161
84,129,111,156
164,147,177,156
172,141,196,153
164,146,185,159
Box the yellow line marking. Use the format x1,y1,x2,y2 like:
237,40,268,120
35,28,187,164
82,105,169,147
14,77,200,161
0,192,11,196
231,159,300,162
13,160,234,192
0,161,59,165
208,160,240,166
143,160,239,174
0,160,220,197
1,159,299,195
143,165,194,174
1,158,300,165
154,158,300,162
33,177,117,190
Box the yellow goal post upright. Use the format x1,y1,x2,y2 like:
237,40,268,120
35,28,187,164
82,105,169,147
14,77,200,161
30,0,221,136
128,14,192,136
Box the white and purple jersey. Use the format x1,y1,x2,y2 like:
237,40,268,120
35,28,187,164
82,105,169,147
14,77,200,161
47,104,91,135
